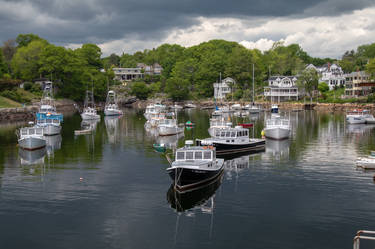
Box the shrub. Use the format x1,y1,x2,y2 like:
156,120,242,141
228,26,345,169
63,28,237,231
130,81,151,100
23,82,33,91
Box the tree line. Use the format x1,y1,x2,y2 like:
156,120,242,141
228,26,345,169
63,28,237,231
1,33,375,102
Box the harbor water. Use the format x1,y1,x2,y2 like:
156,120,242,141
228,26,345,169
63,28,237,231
1,109,375,249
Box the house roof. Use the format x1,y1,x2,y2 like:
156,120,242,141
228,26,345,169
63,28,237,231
268,76,297,81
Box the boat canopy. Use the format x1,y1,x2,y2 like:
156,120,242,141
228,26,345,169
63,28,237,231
175,147,214,161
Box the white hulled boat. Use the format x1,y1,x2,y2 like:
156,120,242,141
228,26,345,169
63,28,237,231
346,109,368,124
104,90,123,116
356,151,375,169
36,81,63,135
208,118,232,137
18,127,46,150
157,118,184,136
144,103,166,120
264,114,290,140
81,90,100,120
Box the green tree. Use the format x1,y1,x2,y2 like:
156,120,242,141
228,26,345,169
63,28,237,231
11,39,48,80
318,82,329,93
366,58,375,79
0,49,8,78
130,81,150,100
16,33,46,48
297,68,319,104
74,44,102,69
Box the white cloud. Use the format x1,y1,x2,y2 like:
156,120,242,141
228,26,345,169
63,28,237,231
97,6,375,59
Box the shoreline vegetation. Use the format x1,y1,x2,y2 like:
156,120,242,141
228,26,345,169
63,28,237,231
0,33,375,122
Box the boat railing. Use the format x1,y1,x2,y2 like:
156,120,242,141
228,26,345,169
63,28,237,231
353,230,375,249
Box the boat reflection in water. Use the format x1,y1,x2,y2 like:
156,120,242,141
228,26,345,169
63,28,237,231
156,133,184,150
167,172,223,213
224,154,251,181
19,147,46,166
44,134,62,156
265,139,290,160
105,115,121,144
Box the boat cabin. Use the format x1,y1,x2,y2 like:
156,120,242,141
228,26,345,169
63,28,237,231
175,147,215,161
40,104,56,113
159,118,177,126
37,118,60,126
213,127,249,138
20,127,44,137
266,118,290,127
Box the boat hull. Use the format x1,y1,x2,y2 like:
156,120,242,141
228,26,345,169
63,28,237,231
42,125,61,136
104,109,123,116
196,139,266,155
81,113,100,120
158,126,184,136
18,137,46,150
167,166,224,191
265,127,290,140
346,116,366,124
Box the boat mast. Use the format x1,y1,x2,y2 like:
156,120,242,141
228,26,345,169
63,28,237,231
252,63,255,104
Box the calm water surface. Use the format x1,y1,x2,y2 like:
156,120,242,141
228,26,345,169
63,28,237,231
1,109,375,249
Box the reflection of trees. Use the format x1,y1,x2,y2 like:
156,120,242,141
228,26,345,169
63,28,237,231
52,114,104,167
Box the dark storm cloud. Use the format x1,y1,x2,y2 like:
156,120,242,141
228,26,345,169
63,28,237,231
0,0,374,45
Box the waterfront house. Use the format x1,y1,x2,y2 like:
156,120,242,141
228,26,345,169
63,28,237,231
213,77,234,100
113,67,144,82
136,63,163,76
306,63,345,90
264,76,301,102
344,71,375,97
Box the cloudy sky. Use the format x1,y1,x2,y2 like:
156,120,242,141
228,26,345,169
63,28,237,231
1,0,375,58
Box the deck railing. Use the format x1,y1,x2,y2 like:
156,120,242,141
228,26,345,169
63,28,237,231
353,230,375,249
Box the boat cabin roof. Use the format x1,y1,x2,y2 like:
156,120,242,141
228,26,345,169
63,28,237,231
175,146,215,161
213,127,249,138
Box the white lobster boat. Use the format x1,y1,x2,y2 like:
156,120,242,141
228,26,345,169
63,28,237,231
81,90,100,120
346,109,368,124
36,118,61,136
208,118,232,137
18,127,46,150
104,90,123,116
157,118,184,136
264,115,290,140
356,151,375,169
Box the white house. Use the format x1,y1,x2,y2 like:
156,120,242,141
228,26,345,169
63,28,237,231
213,77,235,100
264,76,301,101
307,63,345,90
113,67,144,82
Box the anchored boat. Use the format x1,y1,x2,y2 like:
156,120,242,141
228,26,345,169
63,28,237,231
196,126,265,156
166,140,224,191
18,127,46,150
264,114,290,140
81,90,100,120
104,90,123,116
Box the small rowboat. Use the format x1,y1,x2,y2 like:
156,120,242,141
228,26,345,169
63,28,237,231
153,143,166,153
185,121,195,126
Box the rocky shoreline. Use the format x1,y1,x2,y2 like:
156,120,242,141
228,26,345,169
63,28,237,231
130,99,375,112
2,98,374,122
0,99,78,122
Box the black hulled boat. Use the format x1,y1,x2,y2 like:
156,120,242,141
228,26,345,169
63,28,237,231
166,141,224,192
196,126,265,156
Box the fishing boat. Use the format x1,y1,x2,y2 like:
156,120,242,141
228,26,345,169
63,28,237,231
35,81,63,135
157,118,184,136
196,126,265,156
19,147,46,165
18,127,46,150
166,140,224,191
356,151,375,169
208,118,232,137
145,112,166,128
264,114,290,140
346,109,369,124
230,103,242,110
184,103,197,108
144,103,166,120
81,90,100,120
104,90,123,116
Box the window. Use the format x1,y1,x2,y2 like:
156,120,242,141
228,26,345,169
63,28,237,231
226,131,230,137
186,151,194,160
244,130,248,136
204,151,211,160
177,152,185,160
221,131,226,137
195,151,203,160
231,132,236,137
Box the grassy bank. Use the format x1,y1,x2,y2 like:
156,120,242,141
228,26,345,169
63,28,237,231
0,96,22,108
